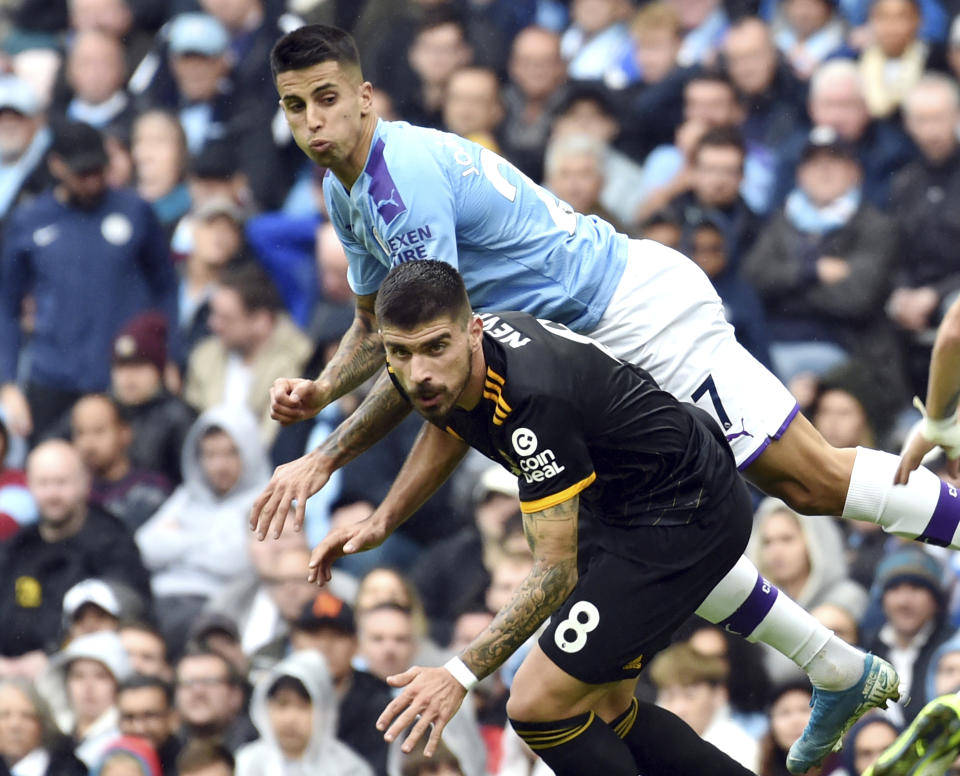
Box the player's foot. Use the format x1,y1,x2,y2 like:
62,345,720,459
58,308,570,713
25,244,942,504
864,693,960,776
786,654,900,774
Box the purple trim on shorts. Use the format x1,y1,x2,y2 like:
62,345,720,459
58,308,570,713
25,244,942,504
919,481,960,547
773,402,801,440
718,574,779,638
737,401,800,472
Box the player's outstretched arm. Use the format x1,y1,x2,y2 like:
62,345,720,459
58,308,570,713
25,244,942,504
251,370,412,540
897,295,960,483
307,422,470,583
270,292,383,426
376,495,580,757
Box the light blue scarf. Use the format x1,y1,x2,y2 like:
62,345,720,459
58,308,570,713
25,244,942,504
785,186,862,235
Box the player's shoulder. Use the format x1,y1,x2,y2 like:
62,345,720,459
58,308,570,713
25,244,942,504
480,312,577,398
379,120,478,171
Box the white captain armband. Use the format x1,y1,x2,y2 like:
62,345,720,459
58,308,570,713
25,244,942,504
444,656,479,691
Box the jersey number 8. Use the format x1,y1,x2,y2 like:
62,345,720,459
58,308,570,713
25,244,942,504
554,600,600,653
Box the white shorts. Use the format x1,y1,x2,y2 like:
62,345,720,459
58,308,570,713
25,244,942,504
587,239,798,469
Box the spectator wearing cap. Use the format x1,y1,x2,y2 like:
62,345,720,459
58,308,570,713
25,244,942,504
117,676,182,776
0,410,36,540
771,58,917,209
0,441,150,667
0,75,53,228
135,405,264,654
888,75,960,379
184,264,311,444
111,312,197,487
866,549,956,723
61,578,147,643
131,109,191,237
0,677,87,776
253,591,392,775
70,393,172,532
91,735,162,776
61,30,134,137
45,630,132,768
0,120,178,443
178,198,249,355
743,125,906,407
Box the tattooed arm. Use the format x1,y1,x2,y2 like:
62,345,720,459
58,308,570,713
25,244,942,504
375,495,580,756
251,369,412,539
270,292,384,426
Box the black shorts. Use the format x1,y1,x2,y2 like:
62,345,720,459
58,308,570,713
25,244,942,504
539,477,753,685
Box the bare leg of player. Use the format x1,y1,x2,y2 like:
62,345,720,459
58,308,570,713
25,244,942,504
507,646,754,776
748,413,960,549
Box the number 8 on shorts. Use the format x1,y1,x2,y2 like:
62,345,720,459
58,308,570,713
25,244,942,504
554,601,600,653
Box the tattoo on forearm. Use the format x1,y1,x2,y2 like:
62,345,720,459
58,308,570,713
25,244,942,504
318,371,410,467
318,306,384,398
463,502,579,680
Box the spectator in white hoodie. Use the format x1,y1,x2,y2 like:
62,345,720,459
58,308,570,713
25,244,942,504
135,405,267,656
235,651,372,776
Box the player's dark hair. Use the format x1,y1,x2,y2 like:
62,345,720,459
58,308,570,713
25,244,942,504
266,674,312,703
118,674,174,707
270,24,361,80
375,260,471,331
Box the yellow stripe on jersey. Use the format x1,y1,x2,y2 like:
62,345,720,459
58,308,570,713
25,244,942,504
444,426,463,440
520,472,597,514
486,367,505,385
613,698,639,738
482,369,512,425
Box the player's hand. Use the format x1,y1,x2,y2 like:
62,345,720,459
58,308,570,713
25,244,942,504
376,665,467,756
270,377,329,426
896,428,941,484
250,450,333,539
306,515,389,585
0,383,32,437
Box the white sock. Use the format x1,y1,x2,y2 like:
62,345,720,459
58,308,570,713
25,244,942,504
697,557,866,691
843,447,960,548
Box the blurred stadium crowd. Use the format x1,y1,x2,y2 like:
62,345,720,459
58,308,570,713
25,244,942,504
2,0,960,774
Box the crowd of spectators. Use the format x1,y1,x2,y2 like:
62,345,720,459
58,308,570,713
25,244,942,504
1,0,960,774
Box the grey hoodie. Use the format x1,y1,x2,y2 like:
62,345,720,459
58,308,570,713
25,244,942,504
236,650,374,776
135,404,268,598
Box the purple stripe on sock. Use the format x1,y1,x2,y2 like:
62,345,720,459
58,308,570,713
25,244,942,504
773,402,801,440
919,481,960,547
719,574,779,637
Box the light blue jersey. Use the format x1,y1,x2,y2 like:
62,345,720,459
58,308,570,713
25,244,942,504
323,120,629,332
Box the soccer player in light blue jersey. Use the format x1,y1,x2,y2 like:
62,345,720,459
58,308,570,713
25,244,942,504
251,25,922,772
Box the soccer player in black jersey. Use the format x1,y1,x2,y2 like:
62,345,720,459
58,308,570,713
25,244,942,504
306,260,898,776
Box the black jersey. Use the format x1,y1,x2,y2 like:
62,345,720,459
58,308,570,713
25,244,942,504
389,311,740,534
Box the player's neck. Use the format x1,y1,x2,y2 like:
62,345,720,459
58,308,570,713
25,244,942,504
331,112,379,191
457,344,487,412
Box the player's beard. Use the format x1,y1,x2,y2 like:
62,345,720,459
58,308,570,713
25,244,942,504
413,346,473,424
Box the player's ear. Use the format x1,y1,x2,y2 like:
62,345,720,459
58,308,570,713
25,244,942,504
469,315,484,349
358,80,374,115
